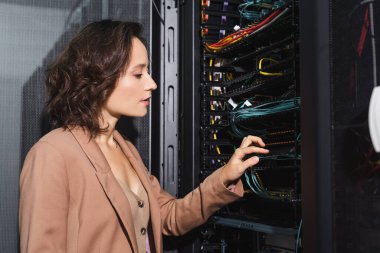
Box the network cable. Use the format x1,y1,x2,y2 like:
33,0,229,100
295,219,302,253
244,169,295,200
258,57,284,76
238,0,290,21
229,97,300,137
205,8,289,52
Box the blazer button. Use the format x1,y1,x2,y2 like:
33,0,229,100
138,200,144,208
140,227,146,235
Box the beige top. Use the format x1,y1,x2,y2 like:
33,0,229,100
19,128,245,253
115,176,150,253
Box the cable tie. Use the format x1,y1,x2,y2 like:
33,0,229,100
228,98,238,109
223,0,229,11
243,100,253,108
219,29,226,39
221,15,227,25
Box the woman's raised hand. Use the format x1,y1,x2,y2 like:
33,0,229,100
220,135,269,187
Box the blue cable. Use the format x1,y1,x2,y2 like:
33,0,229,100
295,219,303,253
238,0,290,21
229,98,300,137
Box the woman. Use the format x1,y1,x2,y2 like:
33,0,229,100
19,20,269,253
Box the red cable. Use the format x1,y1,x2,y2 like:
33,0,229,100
209,9,283,48
357,7,369,57
212,9,280,46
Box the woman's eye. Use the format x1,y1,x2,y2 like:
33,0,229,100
135,74,143,79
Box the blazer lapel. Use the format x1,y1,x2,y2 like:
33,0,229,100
69,128,139,253
113,131,162,253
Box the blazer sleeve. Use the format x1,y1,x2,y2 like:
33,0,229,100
19,141,69,253
127,141,244,236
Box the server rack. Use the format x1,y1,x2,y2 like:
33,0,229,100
175,0,380,253
177,1,302,252
201,1,301,252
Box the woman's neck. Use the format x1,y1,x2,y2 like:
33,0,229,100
95,110,119,148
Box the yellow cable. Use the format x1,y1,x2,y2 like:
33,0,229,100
258,58,283,76
255,172,266,189
268,130,295,136
265,141,294,146
205,36,245,52
208,58,213,81
226,72,233,81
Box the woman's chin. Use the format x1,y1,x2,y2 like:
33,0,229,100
125,109,148,118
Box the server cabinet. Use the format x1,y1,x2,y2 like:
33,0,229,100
175,0,380,253
179,1,301,252
301,0,380,252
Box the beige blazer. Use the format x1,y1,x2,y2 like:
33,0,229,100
19,127,243,253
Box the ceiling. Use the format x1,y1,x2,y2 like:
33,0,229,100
0,0,77,9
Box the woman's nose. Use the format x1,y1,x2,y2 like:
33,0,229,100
147,75,158,90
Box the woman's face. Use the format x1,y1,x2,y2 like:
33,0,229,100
103,37,157,118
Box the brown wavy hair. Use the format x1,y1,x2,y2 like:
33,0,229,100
46,20,142,137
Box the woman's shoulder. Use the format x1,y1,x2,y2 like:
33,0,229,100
24,128,83,167
29,128,78,155
39,127,75,145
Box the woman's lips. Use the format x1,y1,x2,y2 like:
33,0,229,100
141,97,151,106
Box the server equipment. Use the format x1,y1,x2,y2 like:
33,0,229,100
198,1,301,252
175,0,380,253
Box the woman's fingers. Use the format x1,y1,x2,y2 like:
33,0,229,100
239,135,265,149
241,156,260,170
234,146,269,159
221,136,270,185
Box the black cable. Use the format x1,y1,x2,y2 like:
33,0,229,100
152,0,165,24
367,1,378,87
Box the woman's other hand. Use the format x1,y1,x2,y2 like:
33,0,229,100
220,135,269,187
